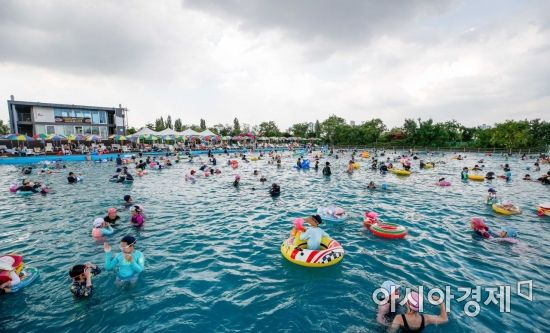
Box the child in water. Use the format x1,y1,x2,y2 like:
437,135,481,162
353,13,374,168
486,188,498,205
299,215,328,250
69,262,101,298
233,175,240,187
130,206,145,228
104,235,145,285
123,195,133,208
92,218,114,238
322,162,332,176
377,280,402,325
461,167,469,180
367,181,376,189
470,217,518,240
347,160,354,173
269,183,281,197
104,208,120,225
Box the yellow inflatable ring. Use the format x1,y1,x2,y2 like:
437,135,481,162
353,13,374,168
468,174,485,181
389,168,411,176
492,203,521,215
281,236,344,268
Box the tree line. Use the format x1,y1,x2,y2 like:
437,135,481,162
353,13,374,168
126,115,550,150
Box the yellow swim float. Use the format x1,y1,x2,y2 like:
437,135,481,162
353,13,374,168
352,163,360,170
250,157,259,161
360,152,369,158
468,174,485,181
281,236,344,268
492,203,521,215
424,163,434,169
389,168,411,176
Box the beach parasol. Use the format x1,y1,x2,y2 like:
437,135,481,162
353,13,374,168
86,135,102,142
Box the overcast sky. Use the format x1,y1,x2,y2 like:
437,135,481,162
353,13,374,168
1,0,549,129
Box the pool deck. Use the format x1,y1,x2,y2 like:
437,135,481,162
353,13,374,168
0,147,296,165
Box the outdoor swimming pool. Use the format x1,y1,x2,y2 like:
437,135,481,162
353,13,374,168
0,152,548,332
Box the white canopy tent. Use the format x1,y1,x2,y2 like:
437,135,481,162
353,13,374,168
199,129,218,137
158,128,179,136
132,127,157,136
179,129,201,136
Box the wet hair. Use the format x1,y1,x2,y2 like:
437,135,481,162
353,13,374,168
311,214,322,224
116,168,122,172
69,264,85,278
439,177,445,182
69,172,74,176
325,162,330,166
121,235,136,246
123,195,131,202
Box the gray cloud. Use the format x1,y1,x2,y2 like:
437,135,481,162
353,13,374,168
184,0,456,49
0,1,187,77
0,0,549,129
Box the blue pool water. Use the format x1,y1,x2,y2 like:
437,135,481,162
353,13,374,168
0,152,549,332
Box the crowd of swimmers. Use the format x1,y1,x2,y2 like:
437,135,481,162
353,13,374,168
4,148,549,333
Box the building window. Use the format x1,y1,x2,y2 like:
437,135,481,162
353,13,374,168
46,125,55,134
82,111,91,120
99,127,108,138
99,111,107,124
54,109,63,117
91,111,100,124
75,126,83,134
35,125,46,134
74,110,82,118
83,126,92,135
64,126,75,136
91,126,99,135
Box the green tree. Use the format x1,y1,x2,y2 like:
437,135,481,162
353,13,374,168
165,115,173,129
314,120,321,138
358,118,386,143
491,120,531,149
528,119,550,147
154,117,165,131
321,115,347,144
174,118,183,132
402,118,418,144
0,119,10,134
190,124,202,132
232,118,241,136
290,122,310,138
200,119,206,130
126,127,137,135
258,121,281,137
213,123,232,136
145,123,154,130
